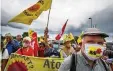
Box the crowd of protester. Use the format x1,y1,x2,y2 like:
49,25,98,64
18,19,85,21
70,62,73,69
1,27,113,71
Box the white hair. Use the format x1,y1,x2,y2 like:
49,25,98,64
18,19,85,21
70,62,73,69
23,37,31,42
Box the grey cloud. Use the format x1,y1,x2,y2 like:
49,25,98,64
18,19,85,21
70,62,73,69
1,10,30,30
66,26,82,35
63,5,113,36
85,5,113,33
1,0,113,40
1,9,11,26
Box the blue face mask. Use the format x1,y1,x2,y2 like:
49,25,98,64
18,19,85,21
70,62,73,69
84,43,106,61
53,44,59,49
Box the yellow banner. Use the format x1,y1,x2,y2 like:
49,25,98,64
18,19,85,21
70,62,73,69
5,54,64,71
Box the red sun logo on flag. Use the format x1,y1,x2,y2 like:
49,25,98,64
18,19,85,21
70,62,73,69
8,62,28,71
28,4,40,12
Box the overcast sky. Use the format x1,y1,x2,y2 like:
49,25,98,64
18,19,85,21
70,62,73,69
1,0,113,41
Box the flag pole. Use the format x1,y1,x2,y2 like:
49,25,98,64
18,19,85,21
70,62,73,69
47,0,52,28
44,0,53,43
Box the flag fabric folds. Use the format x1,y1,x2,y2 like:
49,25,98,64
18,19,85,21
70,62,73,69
9,0,52,25
28,29,34,38
28,29,39,56
31,32,39,56
63,33,74,43
55,19,68,40
68,33,74,40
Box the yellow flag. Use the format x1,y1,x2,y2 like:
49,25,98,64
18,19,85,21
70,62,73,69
28,29,34,38
77,31,84,44
68,33,74,41
43,0,52,11
63,33,74,43
9,0,52,25
63,34,68,42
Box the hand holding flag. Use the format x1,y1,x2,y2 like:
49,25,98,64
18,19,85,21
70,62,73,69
31,32,39,56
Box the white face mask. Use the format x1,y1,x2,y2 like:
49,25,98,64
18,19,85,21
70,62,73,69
23,43,30,47
84,43,106,61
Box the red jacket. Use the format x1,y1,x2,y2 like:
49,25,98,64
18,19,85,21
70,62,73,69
38,48,45,57
16,47,34,56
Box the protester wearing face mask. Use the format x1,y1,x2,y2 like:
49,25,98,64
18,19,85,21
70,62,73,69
59,28,112,71
16,37,34,56
60,36,75,58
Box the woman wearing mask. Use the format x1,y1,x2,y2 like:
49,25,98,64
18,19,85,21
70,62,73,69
16,37,34,56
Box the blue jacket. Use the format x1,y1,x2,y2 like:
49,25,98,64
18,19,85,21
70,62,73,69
6,40,20,55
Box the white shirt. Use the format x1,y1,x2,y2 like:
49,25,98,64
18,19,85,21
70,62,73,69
2,49,9,59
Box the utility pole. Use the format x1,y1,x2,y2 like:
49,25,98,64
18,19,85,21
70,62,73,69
89,18,92,28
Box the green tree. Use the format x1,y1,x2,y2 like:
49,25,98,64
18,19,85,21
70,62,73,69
22,32,28,38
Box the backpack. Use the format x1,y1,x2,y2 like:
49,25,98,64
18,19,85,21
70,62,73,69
70,54,108,71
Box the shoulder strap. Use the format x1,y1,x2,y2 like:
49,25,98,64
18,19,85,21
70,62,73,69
70,53,77,71
100,59,108,71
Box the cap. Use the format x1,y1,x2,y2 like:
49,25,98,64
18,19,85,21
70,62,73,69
82,28,109,38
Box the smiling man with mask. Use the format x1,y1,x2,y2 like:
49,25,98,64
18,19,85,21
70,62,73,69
59,28,112,71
